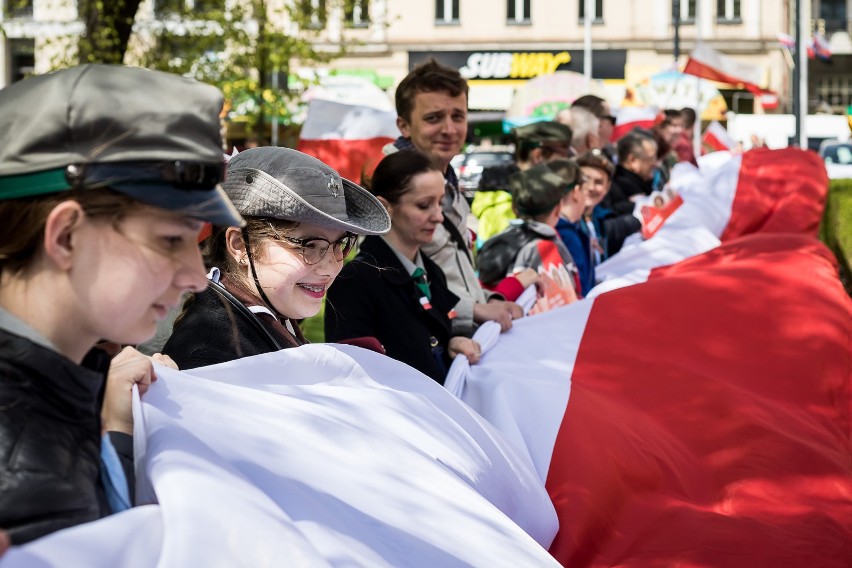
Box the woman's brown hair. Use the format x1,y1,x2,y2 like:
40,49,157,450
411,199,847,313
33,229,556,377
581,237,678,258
0,188,141,277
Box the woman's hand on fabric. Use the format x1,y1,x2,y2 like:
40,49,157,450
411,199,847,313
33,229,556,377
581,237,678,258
449,337,482,364
102,347,172,435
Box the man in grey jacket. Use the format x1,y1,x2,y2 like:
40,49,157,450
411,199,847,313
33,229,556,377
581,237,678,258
384,58,521,336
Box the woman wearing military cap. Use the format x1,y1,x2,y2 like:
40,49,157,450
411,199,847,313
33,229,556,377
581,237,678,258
0,64,242,544
162,146,392,369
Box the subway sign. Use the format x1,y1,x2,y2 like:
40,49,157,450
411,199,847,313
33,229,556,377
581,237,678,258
409,50,626,81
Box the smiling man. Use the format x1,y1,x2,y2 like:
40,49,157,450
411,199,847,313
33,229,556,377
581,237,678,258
384,59,521,337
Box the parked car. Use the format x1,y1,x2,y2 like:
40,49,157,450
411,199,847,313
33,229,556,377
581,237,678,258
452,147,514,201
819,140,852,165
820,139,852,180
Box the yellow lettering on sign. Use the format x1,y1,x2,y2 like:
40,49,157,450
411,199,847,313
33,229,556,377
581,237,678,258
510,52,572,78
547,52,571,73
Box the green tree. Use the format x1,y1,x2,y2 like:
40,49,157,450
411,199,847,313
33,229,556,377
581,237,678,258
136,0,360,144
78,0,143,64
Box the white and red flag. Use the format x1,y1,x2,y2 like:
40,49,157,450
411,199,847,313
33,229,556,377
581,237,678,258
684,42,765,95
702,120,736,153
611,106,658,142
297,77,398,183
452,235,851,566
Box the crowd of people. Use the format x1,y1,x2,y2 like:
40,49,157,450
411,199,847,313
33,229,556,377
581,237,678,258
0,57,702,549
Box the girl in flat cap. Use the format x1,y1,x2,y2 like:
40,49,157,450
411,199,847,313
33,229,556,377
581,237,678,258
162,146,392,369
325,151,481,385
0,64,243,545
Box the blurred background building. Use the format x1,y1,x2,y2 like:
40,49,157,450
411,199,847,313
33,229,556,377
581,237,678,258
1,0,850,138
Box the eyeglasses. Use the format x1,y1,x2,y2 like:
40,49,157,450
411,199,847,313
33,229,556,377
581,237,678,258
601,115,617,126
278,234,357,265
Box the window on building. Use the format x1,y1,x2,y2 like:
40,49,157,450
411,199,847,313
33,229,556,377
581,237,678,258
578,0,603,23
819,0,847,31
344,0,369,27
507,0,531,24
716,0,741,22
154,0,223,17
672,0,696,23
4,0,33,17
816,75,852,111
300,0,327,29
435,0,459,24
9,38,35,83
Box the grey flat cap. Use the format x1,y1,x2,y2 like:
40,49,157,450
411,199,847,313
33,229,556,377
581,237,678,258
223,147,391,235
0,64,242,227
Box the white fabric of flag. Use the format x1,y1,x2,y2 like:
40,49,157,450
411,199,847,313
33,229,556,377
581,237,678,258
3,346,559,568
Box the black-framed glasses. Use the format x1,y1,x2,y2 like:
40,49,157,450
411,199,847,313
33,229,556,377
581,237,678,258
278,234,357,265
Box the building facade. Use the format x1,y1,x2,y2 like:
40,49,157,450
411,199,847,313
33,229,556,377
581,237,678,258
2,0,850,117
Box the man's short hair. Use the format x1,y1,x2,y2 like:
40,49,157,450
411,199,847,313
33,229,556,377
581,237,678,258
395,58,469,123
680,107,697,129
572,94,608,118
617,129,656,164
568,107,599,149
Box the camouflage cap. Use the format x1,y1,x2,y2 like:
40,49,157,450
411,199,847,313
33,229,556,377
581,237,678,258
512,121,573,145
509,164,571,219
0,64,243,227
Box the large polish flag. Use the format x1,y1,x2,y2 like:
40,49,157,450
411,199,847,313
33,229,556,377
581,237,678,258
3,347,560,567
449,233,852,567
684,42,765,94
297,76,399,183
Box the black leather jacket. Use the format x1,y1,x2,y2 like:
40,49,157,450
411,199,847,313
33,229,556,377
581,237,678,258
0,328,133,544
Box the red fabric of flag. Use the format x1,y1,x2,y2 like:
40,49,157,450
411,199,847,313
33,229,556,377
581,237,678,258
720,148,828,241
546,234,852,567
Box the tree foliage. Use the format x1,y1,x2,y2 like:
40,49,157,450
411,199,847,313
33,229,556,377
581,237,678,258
78,0,142,64
134,0,358,143
67,0,361,143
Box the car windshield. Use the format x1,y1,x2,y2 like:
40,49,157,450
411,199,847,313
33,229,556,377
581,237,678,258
824,144,852,165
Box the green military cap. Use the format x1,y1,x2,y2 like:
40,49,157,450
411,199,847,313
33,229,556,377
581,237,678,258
512,121,573,144
0,64,243,227
509,164,571,218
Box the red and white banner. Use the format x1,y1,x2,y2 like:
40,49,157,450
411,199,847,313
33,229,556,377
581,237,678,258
702,120,735,153
611,106,658,142
684,42,765,94
452,234,852,567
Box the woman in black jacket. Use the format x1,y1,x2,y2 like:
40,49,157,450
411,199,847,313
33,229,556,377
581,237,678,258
163,147,391,369
325,151,481,385
0,65,243,544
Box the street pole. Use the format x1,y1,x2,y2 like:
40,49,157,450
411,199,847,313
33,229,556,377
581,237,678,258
584,0,593,90
693,0,702,156
673,0,681,63
797,0,808,148
791,0,804,144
